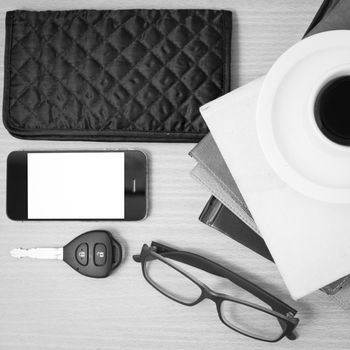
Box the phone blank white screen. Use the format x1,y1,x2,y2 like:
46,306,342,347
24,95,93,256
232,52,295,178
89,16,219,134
27,152,125,219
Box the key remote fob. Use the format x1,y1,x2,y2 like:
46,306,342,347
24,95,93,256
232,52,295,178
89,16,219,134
63,230,122,278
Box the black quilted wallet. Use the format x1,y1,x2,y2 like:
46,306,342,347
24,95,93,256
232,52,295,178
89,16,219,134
3,9,232,142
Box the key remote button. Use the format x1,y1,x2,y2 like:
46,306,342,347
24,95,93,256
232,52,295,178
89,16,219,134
94,243,107,266
76,243,88,266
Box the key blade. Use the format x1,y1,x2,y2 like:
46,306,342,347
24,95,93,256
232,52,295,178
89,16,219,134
10,248,26,258
10,248,63,260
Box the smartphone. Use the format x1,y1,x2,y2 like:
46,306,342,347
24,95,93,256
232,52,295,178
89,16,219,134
7,150,147,221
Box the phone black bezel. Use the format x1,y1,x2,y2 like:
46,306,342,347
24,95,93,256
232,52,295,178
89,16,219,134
6,150,148,221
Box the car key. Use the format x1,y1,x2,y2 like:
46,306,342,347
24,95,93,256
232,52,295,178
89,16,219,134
10,230,122,278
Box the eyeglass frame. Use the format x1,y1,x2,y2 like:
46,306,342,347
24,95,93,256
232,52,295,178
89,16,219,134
133,241,299,343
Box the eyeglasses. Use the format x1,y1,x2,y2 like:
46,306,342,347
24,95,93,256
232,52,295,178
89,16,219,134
133,242,299,342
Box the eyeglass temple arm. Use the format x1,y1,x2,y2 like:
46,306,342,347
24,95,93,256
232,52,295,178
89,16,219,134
149,241,298,317
133,254,141,262
133,242,173,263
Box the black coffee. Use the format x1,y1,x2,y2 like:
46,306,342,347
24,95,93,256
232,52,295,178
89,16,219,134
314,76,350,145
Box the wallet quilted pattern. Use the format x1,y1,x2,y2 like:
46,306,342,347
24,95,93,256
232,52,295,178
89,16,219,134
3,10,231,142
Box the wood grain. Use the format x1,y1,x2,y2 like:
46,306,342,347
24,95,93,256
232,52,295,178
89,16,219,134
2,1,350,349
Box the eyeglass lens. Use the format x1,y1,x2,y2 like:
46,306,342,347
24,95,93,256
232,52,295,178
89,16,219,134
144,255,202,304
220,299,286,341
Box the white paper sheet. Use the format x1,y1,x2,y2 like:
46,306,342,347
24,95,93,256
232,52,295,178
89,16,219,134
201,77,350,299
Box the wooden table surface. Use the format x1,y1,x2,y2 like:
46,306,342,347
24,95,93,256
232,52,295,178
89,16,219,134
2,0,350,349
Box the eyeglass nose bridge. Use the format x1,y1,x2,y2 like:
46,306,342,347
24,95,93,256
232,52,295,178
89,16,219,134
200,286,228,305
